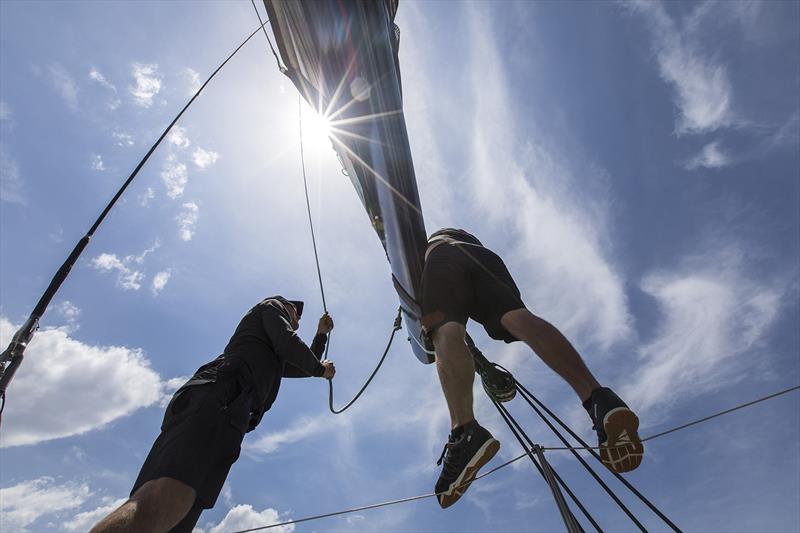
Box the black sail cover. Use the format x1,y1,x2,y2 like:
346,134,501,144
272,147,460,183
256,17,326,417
265,0,434,363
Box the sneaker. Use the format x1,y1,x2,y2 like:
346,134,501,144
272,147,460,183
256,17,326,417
434,420,500,508
588,387,644,473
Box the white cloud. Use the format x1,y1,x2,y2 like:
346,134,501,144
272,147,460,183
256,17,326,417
176,202,199,241
152,269,171,295
88,68,120,109
53,300,81,332
205,504,294,533
246,416,330,454
130,240,160,264
168,126,191,149
686,140,730,170
184,67,202,95
0,101,11,121
0,317,163,447
0,142,25,204
91,252,144,290
139,186,155,206
0,477,91,531
112,131,134,147
62,498,126,531
91,154,106,171
458,5,632,350
49,64,79,111
90,242,160,291
623,247,786,421
130,63,161,107
192,147,219,169
625,1,734,135
162,154,188,198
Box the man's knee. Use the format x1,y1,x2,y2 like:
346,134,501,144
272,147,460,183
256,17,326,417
432,321,466,349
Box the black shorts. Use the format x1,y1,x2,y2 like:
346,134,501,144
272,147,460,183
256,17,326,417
131,376,253,510
421,242,525,343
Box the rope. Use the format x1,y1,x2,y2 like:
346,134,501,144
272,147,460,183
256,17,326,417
512,377,682,532
297,97,328,314
328,308,402,414
249,0,285,73
492,396,595,532
231,382,798,532
542,384,800,451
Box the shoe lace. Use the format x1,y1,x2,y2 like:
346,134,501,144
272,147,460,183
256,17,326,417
436,438,468,477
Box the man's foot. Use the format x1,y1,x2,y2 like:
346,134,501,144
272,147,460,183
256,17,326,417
587,387,644,473
434,421,500,508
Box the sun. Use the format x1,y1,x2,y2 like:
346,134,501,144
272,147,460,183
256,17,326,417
301,105,333,152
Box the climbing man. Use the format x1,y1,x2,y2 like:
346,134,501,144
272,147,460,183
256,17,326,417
422,228,643,508
91,296,336,533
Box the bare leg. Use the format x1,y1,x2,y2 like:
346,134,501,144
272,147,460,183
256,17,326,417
501,308,600,402
90,477,196,533
433,321,476,429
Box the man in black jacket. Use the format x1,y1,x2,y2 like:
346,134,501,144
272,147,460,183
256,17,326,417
91,296,336,533
422,229,643,508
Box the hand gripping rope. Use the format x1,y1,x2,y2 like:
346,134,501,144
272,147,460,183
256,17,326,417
231,383,799,532
296,91,403,415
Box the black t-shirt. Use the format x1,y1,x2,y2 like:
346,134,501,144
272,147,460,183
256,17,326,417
182,298,326,431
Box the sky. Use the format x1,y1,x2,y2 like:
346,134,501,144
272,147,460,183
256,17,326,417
0,1,798,532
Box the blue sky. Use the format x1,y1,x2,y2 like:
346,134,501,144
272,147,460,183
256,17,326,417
1,1,798,531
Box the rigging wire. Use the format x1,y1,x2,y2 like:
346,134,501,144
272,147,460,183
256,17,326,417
298,97,328,315
254,3,398,416
249,0,285,73
231,382,799,533
512,377,682,532
0,19,271,425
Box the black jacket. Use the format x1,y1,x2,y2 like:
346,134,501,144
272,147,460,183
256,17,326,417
183,297,327,431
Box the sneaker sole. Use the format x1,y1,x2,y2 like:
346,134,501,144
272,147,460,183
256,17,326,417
600,407,644,473
437,438,500,509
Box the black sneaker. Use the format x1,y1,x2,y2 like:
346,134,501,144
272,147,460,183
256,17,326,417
434,420,500,508
587,387,644,473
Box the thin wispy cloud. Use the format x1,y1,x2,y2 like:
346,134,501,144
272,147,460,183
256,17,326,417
151,269,171,295
112,131,134,147
624,1,735,135
161,154,188,198
139,185,155,206
0,477,91,531
623,245,787,422
183,67,202,95
176,201,199,241
52,300,81,332
461,4,632,350
89,241,161,290
167,125,191,149
90,154,106,171
48,64,79,111
686,140,730,170
0,142,25,205
91,253,144,290
0,101,11,121
192,147,219,169
88,67,120,109
129,63,161,107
